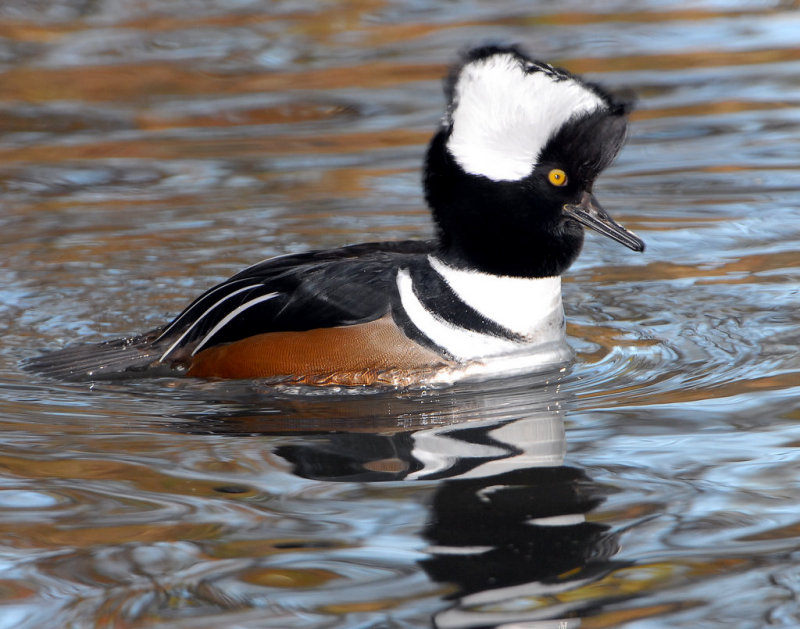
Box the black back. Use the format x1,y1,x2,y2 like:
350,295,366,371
155,240,438,356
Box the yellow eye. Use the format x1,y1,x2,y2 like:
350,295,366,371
548,169,568,187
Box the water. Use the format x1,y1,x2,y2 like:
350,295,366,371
2,1,799,627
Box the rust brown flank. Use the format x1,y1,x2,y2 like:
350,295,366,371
186,315,450,385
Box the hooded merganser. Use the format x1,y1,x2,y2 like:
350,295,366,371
27,45,644,386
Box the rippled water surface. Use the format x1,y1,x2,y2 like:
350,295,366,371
2,1,800,627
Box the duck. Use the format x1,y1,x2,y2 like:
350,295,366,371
26,45,644,387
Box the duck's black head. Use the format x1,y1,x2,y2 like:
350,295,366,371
424,45,644,278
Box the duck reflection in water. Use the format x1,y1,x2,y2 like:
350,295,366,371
182,375,626,627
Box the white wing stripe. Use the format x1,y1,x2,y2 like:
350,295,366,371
190,292,280,356
158,284,265,361
157,279,254,340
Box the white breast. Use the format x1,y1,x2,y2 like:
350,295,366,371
428,256,563,340
396,257,566,363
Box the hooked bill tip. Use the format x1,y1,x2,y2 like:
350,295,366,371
563,200,645,253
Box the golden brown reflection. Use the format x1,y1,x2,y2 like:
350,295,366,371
138,102,355,131
0,4,789,49
0,521,223,548
0,129,429,162
212,538,351,560
633,99,798,122
0,452,269,496
582,602,699,628
741,520,800,541
320,600,402,613
0,62,445,104
579,370,799,409
240,567,341,588
558,557,749,620
578,250,800,285
568,47,800,74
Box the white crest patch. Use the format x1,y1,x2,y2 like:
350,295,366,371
446,53,605,181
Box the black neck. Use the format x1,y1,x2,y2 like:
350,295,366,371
423,130,584,278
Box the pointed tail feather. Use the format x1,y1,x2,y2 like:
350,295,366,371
23,333,176,381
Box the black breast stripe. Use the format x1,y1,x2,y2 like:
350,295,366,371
389,259,526,360
408,260,525,341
